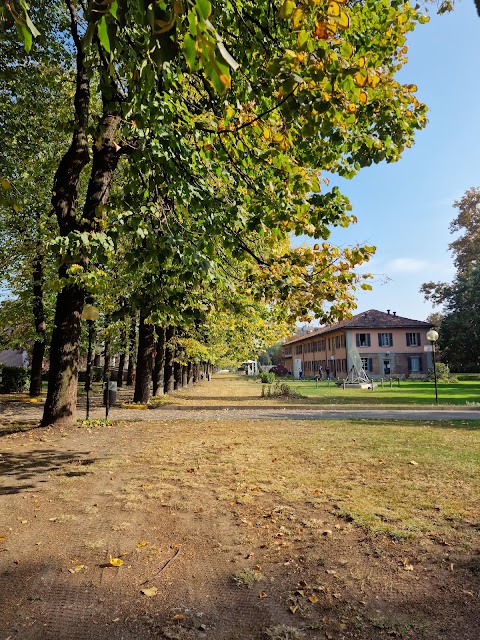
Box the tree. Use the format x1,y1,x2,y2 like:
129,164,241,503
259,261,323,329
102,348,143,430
421,186,480,371
0,1,72,394
3,1,430,426
432,264,480,372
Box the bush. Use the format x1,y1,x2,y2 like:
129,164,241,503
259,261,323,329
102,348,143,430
261,381,305,399
260,371,275,384
0,365,29,393
426,362,458,383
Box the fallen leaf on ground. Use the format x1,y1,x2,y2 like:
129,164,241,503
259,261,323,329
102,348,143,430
108,555,124,567
137,540,148,548
172,614,185,620
259,591,267,599
308,594,319,603
289,605,298,614
141,586,158,597
68,565,86,573
409,460,419,466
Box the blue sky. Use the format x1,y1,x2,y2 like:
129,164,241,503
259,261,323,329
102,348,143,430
298,1,480,323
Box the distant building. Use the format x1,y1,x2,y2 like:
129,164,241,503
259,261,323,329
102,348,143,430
0,349,28,367
282,310,432,378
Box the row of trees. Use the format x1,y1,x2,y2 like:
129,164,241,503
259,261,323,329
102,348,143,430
1,0,431,426
422,187,480,372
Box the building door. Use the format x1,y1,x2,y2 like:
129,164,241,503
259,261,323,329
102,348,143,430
383,359,391,375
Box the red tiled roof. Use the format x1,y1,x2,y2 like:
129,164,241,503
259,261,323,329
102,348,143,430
284,310,431,345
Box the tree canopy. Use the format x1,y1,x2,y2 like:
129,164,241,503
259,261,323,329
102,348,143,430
1,0,432,424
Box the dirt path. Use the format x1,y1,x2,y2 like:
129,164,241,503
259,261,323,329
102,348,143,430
0,376,479,639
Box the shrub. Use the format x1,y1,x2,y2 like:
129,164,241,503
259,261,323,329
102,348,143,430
260,371,275,384
0,365,29,393
261,381,305,399
426,362,458,382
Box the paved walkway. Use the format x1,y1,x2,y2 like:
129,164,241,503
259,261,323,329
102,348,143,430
2,401,480,424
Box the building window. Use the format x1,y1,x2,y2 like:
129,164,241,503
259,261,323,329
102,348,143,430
378,332,393,347
361,357,373,372
406,332,421,347
295,345,302,355
356,333,371,347
284,347,292,356
408,356,422,372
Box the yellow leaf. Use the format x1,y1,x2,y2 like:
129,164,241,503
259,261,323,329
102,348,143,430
308,594,319,603
263,127,271,140
69,564,86,573
109,555,124,567
367,72,380,89
137,540,148,548
313,243,320,251
141,586,158,597
1,178,11,190
338,10,350,29
218,73,231,90
358,56,366,68
347,103,357,113
354,71,367,87
173,613,185,620
291,7,303,29
289,604,298,614
359,91,368,104
327,1,340,17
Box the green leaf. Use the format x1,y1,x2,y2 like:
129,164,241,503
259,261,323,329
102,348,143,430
109,0,119,20
278,0,296,19
195,0,212,21
183,34,197,70
97,16,111,53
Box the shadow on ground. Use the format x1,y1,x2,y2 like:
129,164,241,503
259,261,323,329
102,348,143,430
0,449,98,494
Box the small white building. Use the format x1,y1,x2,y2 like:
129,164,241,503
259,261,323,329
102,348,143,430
242,359,258,376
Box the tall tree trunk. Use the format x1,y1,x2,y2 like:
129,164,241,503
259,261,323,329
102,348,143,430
187,361,194,386
133,312,154,403
182,364,188,388
41,4,123,427
127,315,137,386
29,245,46,397
41,282,84,427
103,315,111,385
164,326,175,393
117,322,127,389
152,327,165,396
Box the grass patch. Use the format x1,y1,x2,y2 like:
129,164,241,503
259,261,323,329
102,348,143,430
137,417,480,547
281,379,480,405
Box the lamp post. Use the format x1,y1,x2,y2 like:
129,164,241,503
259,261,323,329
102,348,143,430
426,329,439,405
82,304,99,420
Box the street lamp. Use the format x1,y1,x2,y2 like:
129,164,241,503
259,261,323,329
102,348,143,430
426,329,439,405
82,304,99,420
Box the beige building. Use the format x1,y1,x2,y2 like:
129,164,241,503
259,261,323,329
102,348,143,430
282,309,433,379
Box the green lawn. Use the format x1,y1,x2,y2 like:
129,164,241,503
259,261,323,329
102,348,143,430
280,379,480,405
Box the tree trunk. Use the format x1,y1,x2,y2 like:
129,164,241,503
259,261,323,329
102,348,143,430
187,362,194,386
127,315,137,386
152,327,165,396
103,315,111,386
41,282,84,427
29,239,46,396
41,8,123,427
164,326,175,393
133,312,154,403
117,353,126,388
182,364,188,388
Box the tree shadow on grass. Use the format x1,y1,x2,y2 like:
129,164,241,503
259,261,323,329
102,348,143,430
0,449,98,495
347,418,480,431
